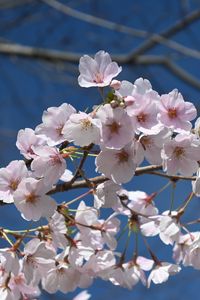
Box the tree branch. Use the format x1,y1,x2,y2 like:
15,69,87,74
40,0,147,38
127,9,200,59
40,0,200,60
1,165,198,206
0,0,34,9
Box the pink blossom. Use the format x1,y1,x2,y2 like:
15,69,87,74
139,128,171,165
173,232,200,269
96,104,135,149
22,239,55,285
42,263,80,293
110,79,121,90
158,89,197,132
126,95,160,135
14,178,57,221
16,128,46,160
0,160,29,203
31,145,66,186
95,143,137,184
107,256,153,289
8,272,40,300
35,103,76,146
147,262,181,287
0,249,20,276
158,211,181,245
48,211,68,249
162,133,200,176
94,180,121,209
62,112,101,146
78,50,122,88
141,211,180,245
128,190,158,217
83,250,116,277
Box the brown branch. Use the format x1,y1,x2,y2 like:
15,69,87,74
135,55,200,90
69,144,94,186
1,165,197,206
148,171,196,182
127,9,200,60
0,42,83,63
0,0,34,9
40,0,147,38
48,164,163,195
40,0,200,61
0,40,200,89
164,59,200,90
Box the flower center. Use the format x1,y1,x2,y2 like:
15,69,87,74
173,146,185,158
137,113,147,123
80,118,92,130
168,108,177,119
94,72,103,83
107,121,121,134
25,193,37,204
9,180,19,191
116,150,129,163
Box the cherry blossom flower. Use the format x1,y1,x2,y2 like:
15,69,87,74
162,133,200,176
8,272,40,300
141,211,181,245
22,239,55,285
173,232,200,269
0,160,29,203
14,178,57,221
16,128,46,160
95,143,137,184
106,256,153,289
48,211,68,249
35,103,76,146
42,262,79,294
31,145,66,186
139,128,172,165
94,180,121,209
62,112,101,146
0,249,20,276
158,211,181,245
147,262,181,287
78,50,122,87
158,89,197,132
128,190,158,217
110,79,121,90
126,95,160,135
96,104,135,149
83,250,116,277
75,201,120,250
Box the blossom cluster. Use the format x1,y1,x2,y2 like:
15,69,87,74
0,50,200,299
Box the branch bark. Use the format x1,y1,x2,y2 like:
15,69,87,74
40,0,147,38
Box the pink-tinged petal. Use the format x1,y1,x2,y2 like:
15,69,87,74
95,50,112,72
78,51,121,88
178,158,198,176
136,256,154,271
183,101,197,120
